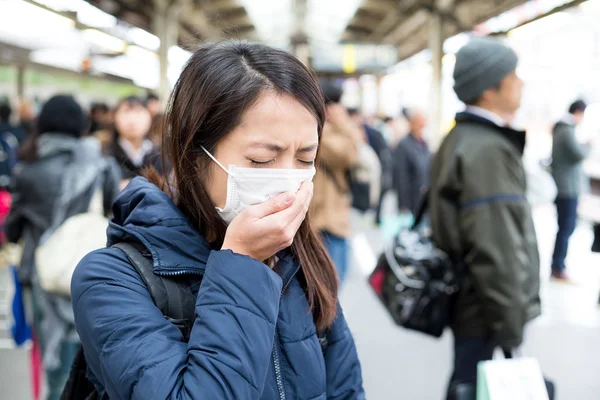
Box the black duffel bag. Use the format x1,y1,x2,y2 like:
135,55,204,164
368,190,461,337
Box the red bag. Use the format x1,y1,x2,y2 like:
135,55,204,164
0,189,12,245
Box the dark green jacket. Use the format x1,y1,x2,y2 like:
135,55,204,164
551,121,591,197
429,113,541,348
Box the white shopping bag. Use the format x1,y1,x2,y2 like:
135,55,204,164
477,358,549,400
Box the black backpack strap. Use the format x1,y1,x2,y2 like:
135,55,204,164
60,346,99,400
60,243,197,400
112,242,196,340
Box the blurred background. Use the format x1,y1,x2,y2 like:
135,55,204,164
1,0,600,399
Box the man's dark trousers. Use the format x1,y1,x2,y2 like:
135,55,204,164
552,196,578,274
446,336,494,400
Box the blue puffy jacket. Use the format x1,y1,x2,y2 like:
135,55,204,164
71,177,365,400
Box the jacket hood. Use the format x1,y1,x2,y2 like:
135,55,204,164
36,134,98,160
107,177,212,275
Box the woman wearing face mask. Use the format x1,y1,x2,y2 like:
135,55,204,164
71,42,364,400
108,96,164,188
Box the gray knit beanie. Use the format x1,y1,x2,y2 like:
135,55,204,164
453,37,518,104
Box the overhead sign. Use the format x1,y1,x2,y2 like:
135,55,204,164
312,44,398,74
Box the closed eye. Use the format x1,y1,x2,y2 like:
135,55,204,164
248,159,275,166
298,160,315,166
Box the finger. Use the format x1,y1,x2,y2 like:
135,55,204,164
287,183,313,233
261,181,312,227
248,190,296,219
273,184,313,251
265,182,313,251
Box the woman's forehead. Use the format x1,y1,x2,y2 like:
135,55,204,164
231,93,319,145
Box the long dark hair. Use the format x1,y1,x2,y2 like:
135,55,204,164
147,41,338,330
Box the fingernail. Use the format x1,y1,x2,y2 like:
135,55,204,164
283,191,295,203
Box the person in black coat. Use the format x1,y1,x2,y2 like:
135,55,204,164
393,107,431,215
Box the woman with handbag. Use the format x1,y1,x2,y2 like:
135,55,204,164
70,41,364,400
5,95,120,400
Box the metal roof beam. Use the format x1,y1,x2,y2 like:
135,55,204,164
361,0,402,13
382,8,429,44
201,0,242,13
349,14,383,31
368,0,423,40
179,3,221,39
204,13,252,29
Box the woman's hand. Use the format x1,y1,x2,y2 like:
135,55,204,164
221,181,314,263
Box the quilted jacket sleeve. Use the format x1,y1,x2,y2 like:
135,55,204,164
72,248,283,400
324,303,365,400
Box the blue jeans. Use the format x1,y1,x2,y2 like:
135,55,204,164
321,231,349,282
552,196,578,274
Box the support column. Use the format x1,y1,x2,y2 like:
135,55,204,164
376,73,384,116
428,10,444,148
291,0,310,65
16,64,25,100
154,0,181,104
294,44,310,66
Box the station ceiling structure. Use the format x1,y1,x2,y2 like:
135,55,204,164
78,0,579,94
342,0,529,60
84,0,534,59
86,0,259,44
0,0,583,96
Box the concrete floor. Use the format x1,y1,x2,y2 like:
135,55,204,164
1,205,599,399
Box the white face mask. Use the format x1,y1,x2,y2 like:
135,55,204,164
202,147,316,224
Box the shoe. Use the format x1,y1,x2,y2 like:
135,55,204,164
551,270,576,284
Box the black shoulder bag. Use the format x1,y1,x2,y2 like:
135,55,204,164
367,190,462,338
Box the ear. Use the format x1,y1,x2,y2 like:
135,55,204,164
478,88,496,107
473,92,487,108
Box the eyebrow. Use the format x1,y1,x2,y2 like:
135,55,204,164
248,142,318,153
298,144,318,153
249,142,284,152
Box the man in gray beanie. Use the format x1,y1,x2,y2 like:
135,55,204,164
429,37,542,399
